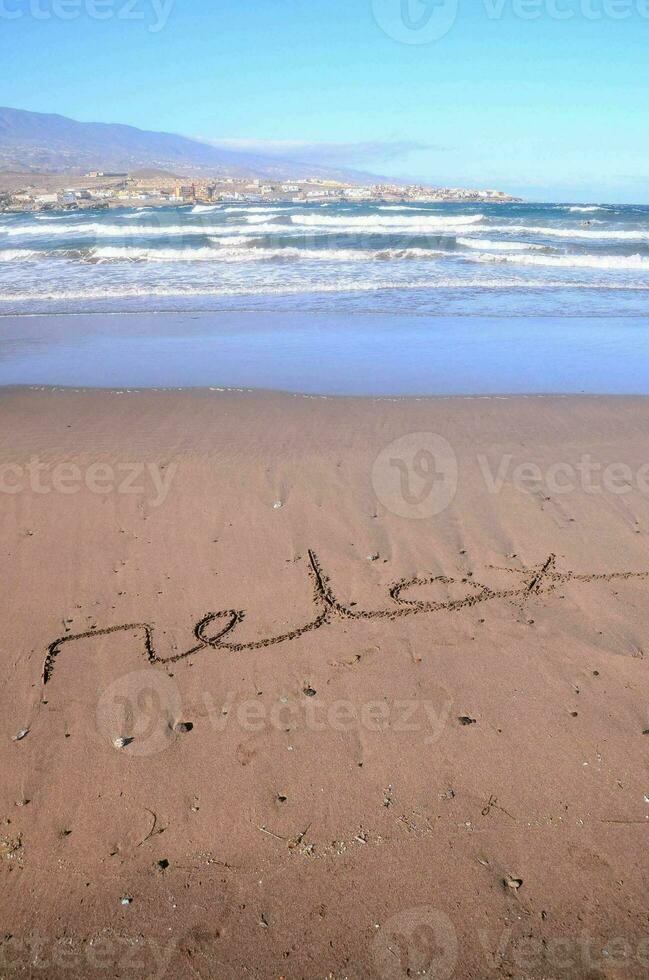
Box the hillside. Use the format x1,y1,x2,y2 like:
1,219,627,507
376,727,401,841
0,107,375,182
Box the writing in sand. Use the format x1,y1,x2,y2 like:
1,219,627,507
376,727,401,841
41,549,649,685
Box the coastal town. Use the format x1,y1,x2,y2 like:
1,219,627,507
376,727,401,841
0,171,519,212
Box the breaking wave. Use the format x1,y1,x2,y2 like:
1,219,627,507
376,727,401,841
468,251,649,271
289,213,485,229
457,237,547,252
3,200,649,314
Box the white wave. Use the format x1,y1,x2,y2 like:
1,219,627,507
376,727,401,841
0,248,40,261
468,250,649,271
90,245,225,262
486,223,649,241
457,237,547,252
568,206,606,213
88,244,453,264
34,214,75,221
290,213,484,229
88,244,341,263
206,223,284,236
377,205,434,212
209,235,257,246
223,206,285,214
114,210,154,219
245,213,286,224
5,222,138,237
191,204,222,213
23,213,642,245
373,247,446,260
3,277,649,304
4,222,279,238
92,244,309,262
0,281,429,301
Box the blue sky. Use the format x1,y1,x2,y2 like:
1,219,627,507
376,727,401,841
1,0,648,202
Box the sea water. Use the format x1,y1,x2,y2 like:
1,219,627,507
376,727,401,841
2,200,649,316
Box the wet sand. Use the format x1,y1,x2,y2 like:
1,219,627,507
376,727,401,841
1,311,649,393
2,387,649,978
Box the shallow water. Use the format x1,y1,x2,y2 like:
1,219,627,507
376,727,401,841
1,311,648,395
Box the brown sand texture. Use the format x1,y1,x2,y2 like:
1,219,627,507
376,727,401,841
2,388,649,979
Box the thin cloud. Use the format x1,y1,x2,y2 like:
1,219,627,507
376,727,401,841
198,138,442,167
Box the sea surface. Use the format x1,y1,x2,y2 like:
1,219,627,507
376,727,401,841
2,201,649,316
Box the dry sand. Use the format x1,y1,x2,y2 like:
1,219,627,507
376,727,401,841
2,387,649,979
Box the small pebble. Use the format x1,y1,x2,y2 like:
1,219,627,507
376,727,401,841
458,716,476,726
272,501,283,510
303,686,317,697
112,736,133,749
120,895,133,906
505,875,523,891
174,722,193,734
366,553,379,561
12,729,29,742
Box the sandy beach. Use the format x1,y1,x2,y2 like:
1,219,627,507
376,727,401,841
3,0,648,974
2,386,649,978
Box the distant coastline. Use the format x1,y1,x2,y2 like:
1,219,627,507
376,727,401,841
0,170,520,214
0,107,520,214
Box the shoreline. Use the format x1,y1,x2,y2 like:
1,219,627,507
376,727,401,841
5,307,649,318
4,383,649,402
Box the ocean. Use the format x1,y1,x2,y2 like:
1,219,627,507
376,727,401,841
2,200,649,316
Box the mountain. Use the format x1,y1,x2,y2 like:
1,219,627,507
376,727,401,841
0,107,377,182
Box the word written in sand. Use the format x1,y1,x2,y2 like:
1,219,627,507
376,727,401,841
43,551,648,684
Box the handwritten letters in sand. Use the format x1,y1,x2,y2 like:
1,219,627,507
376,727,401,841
42,551,649,686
